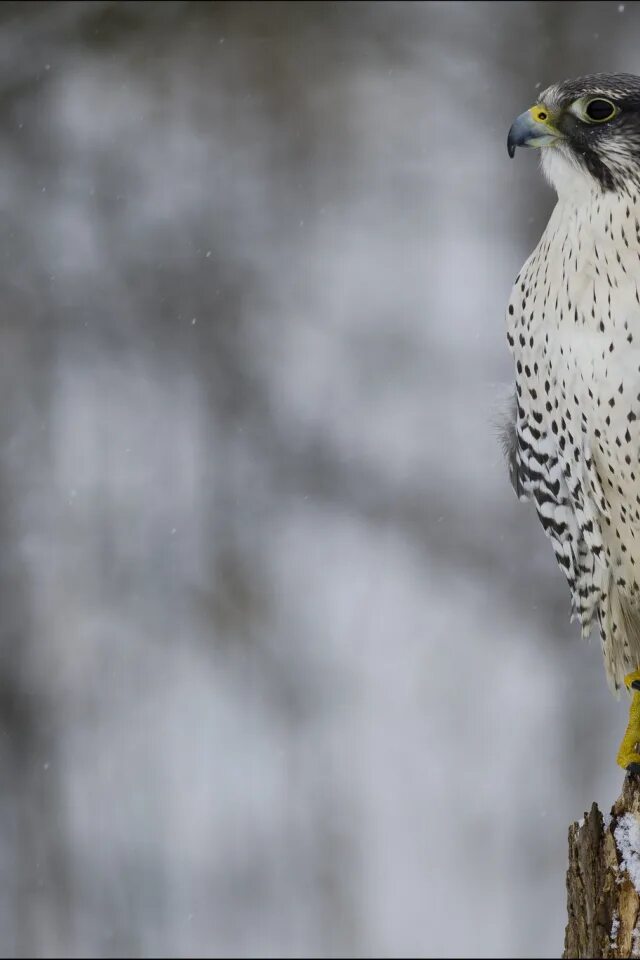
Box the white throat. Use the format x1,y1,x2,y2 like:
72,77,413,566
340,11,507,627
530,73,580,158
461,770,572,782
540,145,601,203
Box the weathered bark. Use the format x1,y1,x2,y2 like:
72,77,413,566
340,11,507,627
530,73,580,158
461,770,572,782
564,774,640,958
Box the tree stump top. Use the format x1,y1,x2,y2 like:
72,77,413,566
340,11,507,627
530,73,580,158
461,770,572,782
565,774,640,958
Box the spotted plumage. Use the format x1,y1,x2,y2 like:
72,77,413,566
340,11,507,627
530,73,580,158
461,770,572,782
507,74,640,696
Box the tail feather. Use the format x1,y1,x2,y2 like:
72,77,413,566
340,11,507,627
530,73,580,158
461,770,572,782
600,575,640,696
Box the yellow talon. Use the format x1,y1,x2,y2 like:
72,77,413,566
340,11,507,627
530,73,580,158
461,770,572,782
617,671,640,771
624,669,640,690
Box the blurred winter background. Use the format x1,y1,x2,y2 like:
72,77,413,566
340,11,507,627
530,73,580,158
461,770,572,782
1,0,639,956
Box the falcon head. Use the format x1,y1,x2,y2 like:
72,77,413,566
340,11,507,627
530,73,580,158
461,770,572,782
508,73,640,194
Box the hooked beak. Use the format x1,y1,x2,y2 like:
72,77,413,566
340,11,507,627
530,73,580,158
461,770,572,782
507,105,563,158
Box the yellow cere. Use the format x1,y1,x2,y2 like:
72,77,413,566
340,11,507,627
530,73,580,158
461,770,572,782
529,105,552,125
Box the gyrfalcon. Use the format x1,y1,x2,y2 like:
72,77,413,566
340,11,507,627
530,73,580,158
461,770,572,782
507,73,640,773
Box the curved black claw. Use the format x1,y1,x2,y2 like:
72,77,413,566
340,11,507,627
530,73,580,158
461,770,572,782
627,763,640,776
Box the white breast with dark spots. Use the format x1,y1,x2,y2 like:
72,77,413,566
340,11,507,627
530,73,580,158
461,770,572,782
507,188,640,689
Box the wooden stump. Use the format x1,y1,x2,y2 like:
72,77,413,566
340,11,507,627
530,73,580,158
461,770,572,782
564,774,640,958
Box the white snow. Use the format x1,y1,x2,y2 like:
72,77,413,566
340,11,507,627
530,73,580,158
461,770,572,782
611,911,620,947
615,814,640,894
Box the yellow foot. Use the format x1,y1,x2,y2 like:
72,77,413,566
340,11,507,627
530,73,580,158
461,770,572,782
617,671,640,772
624,669,640,691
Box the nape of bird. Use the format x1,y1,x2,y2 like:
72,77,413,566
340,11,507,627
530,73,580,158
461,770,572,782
506,73,640,774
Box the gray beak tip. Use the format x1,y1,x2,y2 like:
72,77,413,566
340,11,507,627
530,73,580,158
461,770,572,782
506,109,560,159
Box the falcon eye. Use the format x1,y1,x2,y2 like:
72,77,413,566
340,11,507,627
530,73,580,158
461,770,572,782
584,98,617,123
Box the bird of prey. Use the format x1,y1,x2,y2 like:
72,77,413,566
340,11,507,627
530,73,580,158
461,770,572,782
506,73,640,773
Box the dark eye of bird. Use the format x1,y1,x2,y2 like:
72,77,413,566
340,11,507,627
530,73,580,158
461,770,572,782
585,98,616,122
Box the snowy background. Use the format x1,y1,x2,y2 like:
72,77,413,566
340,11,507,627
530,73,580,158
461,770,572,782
0,1,638,956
